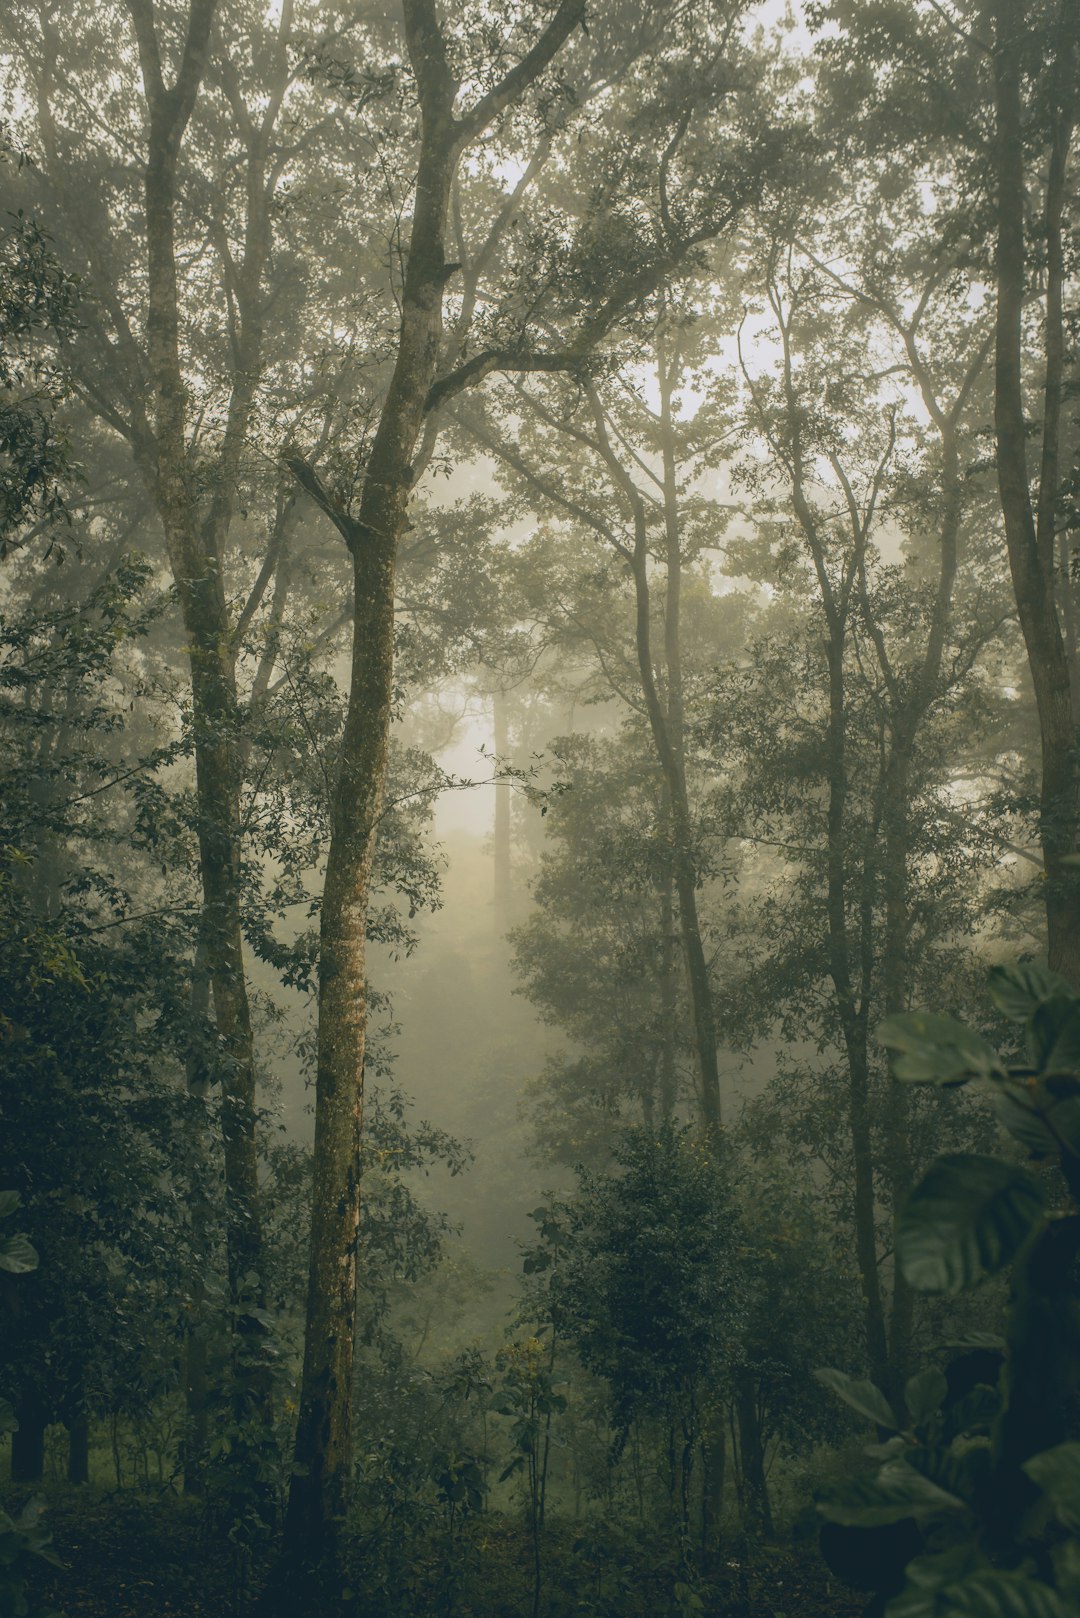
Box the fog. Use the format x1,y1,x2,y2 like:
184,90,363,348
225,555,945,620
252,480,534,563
1,1,1078,1616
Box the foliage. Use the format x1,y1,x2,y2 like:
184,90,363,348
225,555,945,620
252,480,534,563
815,965,1080,1617
0,129,80,560
0,1193,61,1618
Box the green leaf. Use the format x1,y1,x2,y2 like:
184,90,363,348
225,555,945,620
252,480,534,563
907,1441,989,1504
819,1460,966,1527
0,1191,21,1221
905,1367,947,1426
887,1558,1062,1618
944,1386,1001,1440
945,1332,1005,1352
0,1231,38,1274
1024,1442,1080,1531
992,1086,1060,1157
896,1154,1044,1294
877,1013,1001,1085
1028,1000,1080,1076
932,1570,1060,1617
989,964,1074,1023
814,1367,897,1430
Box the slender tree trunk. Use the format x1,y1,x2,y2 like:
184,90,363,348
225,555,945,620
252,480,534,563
821,630,890,1387
699,1413,725,1562
280,5,586,1594
493,688,512,929
734,1371,772,1539
183,948,212,1491
880,750,915,1402
588,366,721,1130
990,0,1080,982
657,336,722,1130
659,867,679,1118
67,1414,89,1486
11,1397,45,1483
128,0,267,1310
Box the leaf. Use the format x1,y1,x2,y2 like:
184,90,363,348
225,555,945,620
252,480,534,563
907,1441,989,1504
905,1367,947,1426
865,1436,909,1460
989,963,1074,1023
877,1013,1001,1085
927,1570,1061,1617
1024,1442,1080,1531
944,1386,1001,1440
886,1555,1063,1618
896,1154,1044,1294
992,1086,1060,1157
0,1230,38,1274
819,1460,966,1527
0,1190,20,1220
814,1367,897,1430
1028,1000,1080,1076
0,1397,17,1436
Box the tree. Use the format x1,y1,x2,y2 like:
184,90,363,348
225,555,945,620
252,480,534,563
277,2,590,1592
986,0,1080,982
0,128,78,559
0,556,198,1484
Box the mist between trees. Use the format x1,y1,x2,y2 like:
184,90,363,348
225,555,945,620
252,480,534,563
1,1,1079,1616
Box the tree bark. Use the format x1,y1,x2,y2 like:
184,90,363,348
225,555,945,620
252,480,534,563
67,1414,89,1486
586,382,722,1130
990,0,1080,982
734,1371,773,1539
493,688,512,929
125,0,268,1309
11,1397,45,1483
279,2,586,1594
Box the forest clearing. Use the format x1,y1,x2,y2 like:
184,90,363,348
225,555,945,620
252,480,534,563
2,0,1080,1614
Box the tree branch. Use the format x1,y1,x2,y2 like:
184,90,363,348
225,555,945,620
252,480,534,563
456,0,586,145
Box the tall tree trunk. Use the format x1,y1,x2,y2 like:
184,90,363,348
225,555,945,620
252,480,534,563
67,1414,89,1486
880,750,915,1402
183,948,212,1491
126,0,267,1310
823,634,890,1389
11,1396,45,1483
990,0,1080,982
659,866,679,1118
493,688,512,930
587,381,722,1130
734,1370,773,1539
279,4,586,1596
658,335,722,1130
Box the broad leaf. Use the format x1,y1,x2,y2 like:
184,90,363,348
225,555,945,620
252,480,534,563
944,1332,1005,1352
896,1154,1044,1294
814,1367,897,1429
992,1086,1059,1157
819,1460,966,1527
1028,1000,1080,1077
889,1568,1062,1618
1024,1442,1080,1531
989,964,1074,1023
0,1230,38,1274
1041,1086,1080,1160
905,1367,947,1426
877,1013,1001,1085
0,1190,21,1220
907,1441,989,1504
944,1386,1001,1441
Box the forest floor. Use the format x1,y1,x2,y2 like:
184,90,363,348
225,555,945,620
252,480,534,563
8,1485,866,1617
